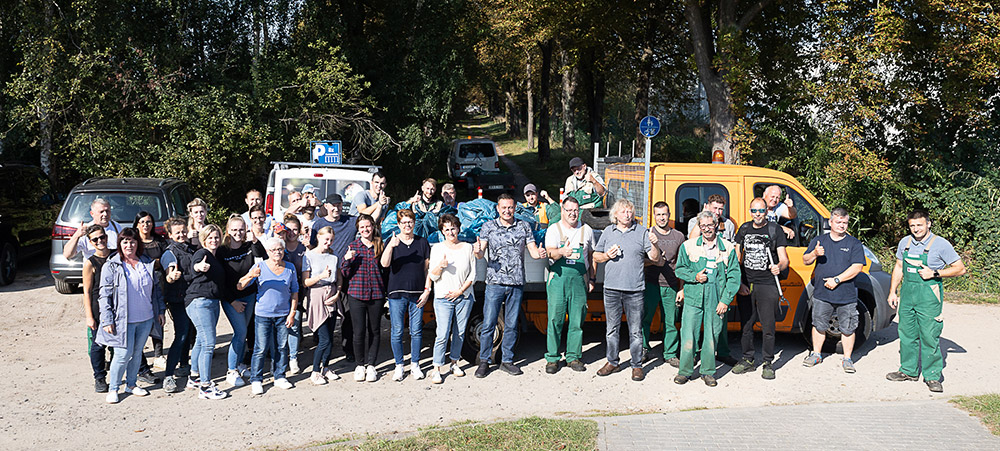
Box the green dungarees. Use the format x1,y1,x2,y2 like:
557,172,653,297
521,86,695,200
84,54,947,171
898,236,945,381
545,226,588,363
676,237,741,377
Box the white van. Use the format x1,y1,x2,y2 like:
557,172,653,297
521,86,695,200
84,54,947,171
264,162,380,220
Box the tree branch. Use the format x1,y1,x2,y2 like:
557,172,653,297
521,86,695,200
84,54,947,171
737,0,772,31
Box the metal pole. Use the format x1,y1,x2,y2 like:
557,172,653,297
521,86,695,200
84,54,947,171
617,141,622,158
644,137,652,228
593,142,599,169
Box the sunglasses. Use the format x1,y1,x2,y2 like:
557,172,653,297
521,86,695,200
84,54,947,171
750,208,766,214
90,235,108,243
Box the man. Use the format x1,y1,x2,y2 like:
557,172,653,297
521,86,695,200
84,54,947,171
686,194,736,241
522,183,556,225
297,184,321,229
286,190,304,216
350,171,390,222
593,199,661,381
240,189,271,230
308,193,358,362
64,198,124,259
564,157,606,209
441,183,458,209
732,198,789,380
474,194,548,377
407,178,444,214
763,185,797,239
801,207,865,374
641,202,686,368
886,209,965,393
542,197,595,374
674,211,741,387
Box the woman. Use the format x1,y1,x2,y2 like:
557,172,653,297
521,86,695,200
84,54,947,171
183,224,227,400
380,209,431,381
82,224,112,393
427,214,476,384
304,226,343,385
341,214,386,383
133,211,167,370
97,228,165,403
187,198,209,247
238,237,298,395
218,216,257,387
162,217,197,393
280,214,311,375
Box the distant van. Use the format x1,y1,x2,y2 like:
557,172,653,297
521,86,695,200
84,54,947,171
264,162,379,221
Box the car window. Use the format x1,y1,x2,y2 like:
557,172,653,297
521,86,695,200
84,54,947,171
752,183,823,247
60,192,169,225
675,183,730,235
278,178,370,212
169,186,192,217
457,143,496,159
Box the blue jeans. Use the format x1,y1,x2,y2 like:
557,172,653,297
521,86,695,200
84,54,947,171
389,293,424,366
88,327,112,381
165,302,191,377
312,315,337,372
251,315,289,382
287,310,303,362
479,284,523,364
221,294,256,371
186,297,220,383
108,318,154,391
433,293,473,366
604,289,645,368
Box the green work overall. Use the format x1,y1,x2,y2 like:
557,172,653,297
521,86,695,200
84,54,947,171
898,237,944,381
545,239,588,363
642,284,680,359
676,237,740,377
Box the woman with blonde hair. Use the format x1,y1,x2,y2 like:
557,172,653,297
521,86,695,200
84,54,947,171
184,224,227,400
186,198,209,247
304,226,343,384
218,215,257,387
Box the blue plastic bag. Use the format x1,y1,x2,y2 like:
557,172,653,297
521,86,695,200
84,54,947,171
457,198,498,242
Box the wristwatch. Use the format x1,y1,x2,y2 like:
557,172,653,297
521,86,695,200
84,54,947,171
833,277,841,284
933,270,940,278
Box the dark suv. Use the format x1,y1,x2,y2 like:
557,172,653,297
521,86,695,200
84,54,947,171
49,177,192,293
0,164,62,285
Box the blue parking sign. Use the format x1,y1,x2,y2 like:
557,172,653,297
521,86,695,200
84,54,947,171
310,141,342,164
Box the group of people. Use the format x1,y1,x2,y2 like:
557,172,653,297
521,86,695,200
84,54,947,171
75,162,966,403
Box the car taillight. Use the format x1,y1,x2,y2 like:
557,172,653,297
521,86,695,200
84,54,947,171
495,161,500,169
52,224,77,240
154,225,165,236
265,194,274,215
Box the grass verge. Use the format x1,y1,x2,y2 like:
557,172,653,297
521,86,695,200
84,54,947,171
952,394,1000,435
946,291,1000,305
331,416,597,451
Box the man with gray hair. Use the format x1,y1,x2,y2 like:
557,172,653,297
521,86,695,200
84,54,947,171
593,199,661,381
64,198,124,259
764,185,797,239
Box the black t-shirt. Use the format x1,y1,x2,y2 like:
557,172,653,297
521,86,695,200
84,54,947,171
734,221,788,284
386,236,431,296
218,242,258,302
806,233,866,305
184,248,226,305
87,254,109,317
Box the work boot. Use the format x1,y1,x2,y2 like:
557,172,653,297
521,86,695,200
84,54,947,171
596,362,619,377
926,380,944,393
701,374,718,387
732,358,756,374
885,371,919,382
631,367,645,382
673,374,689,385
545,362,559,374
567,360,586,372
665,357,680,368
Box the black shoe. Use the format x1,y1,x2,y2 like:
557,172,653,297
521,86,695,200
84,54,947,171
474,362,490,378
701,374,718,387
344,353,356,363
545,362,559,374
641,348,654,364
138,370,160,385
717,355,738,367
673,374,689,385
886,371,919,382
732,358,756,374
567,360,586,372
95,379,109,393
500,363,522,376
665,357,680,368
926,380,944,393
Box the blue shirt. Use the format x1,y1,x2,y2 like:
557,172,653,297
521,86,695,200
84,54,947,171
310,215,358,260
806,233,866,305
254,261,299,318
123,261,154,323
349,191,376,217
894,232,961,270
595,222,653,292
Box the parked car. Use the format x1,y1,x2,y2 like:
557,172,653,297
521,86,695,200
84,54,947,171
49,177,192,294
447,138,515,193
0,164,62,285
264,161,379,221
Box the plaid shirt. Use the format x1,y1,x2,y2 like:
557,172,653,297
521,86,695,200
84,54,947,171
341,239,386,301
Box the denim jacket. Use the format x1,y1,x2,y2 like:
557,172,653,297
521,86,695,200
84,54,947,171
96,254,165,348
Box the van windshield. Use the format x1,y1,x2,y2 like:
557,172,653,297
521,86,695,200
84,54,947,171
279,178,370,210
458,143,496,159
60,193,168,224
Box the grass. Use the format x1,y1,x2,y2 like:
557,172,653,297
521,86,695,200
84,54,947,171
946,291,1000,305
952,394,1000,435
329,417,598,451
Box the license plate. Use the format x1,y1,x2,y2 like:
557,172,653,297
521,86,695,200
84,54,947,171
488,185,503,190
461,164,477,169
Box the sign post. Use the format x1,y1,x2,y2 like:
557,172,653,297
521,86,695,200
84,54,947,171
310,141,342,164
638,116,660,228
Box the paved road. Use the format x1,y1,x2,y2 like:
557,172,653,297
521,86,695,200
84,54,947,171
596,400,1000,450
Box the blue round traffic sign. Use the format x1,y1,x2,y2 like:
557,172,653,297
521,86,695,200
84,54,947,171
639,116,660,138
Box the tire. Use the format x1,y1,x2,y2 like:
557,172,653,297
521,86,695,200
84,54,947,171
54,278,76,294
461,311,510,363
802,300,873,354
0,241,16,286
581,209,612,230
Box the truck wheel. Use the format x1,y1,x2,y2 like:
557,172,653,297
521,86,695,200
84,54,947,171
462,312,510,363
54,278,76,294
802,300,873,354
0,241,16,286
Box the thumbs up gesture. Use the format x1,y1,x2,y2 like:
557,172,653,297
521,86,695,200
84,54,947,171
73,221,87,238
696,269,708,283
648,230,659,245
194,255,210,272
814,243,825,257
166,264,182,282
437,256,450,270
248,263,262,279
344,247,356,261
388,232,400,248
320,265,333,279
473,237,486,255
784,195,794,208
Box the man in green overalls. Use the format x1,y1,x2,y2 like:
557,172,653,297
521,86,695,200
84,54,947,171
674,211,741,387
543,197,596,373
886,209,965,393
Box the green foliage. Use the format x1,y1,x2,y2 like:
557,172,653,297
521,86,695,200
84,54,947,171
952,394,1000,436
336,416,598,451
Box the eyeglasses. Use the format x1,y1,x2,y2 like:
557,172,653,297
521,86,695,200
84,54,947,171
90,235,108,243
750,208,766,214
699,224,716,230
285,228,300,234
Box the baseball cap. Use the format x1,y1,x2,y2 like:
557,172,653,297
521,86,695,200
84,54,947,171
568,157,585,169
301,184,318,194
324,193,344,204
523,183,538,194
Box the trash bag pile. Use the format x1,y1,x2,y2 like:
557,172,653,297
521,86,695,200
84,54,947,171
381,198,548,245
380,202,459,244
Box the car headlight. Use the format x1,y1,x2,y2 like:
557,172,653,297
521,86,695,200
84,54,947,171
863,245,880,267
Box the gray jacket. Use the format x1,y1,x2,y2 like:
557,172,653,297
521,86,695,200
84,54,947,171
96,253,165,348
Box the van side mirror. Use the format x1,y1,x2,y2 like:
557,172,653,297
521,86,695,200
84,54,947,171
821,217,830,233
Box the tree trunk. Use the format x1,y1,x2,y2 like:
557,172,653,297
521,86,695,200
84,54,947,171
537,38,553,163
38,0,54,178
560,46,578,155
634,12,656,157
505,88,521,137
526,54,534,149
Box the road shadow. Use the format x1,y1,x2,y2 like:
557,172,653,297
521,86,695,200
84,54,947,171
0,252,56,293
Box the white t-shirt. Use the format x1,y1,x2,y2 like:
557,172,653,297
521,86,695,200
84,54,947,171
766,203,791,223
544,221,595,269
563,168,605,195
428,242,476,299
303,251,338,287
76,221,124,259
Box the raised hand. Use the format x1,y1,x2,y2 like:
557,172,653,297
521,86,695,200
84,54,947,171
320,266,333,280
344,248,356,261
248,264,262,279
607,244,621,260
537,247,548,259
437,256,450,270
193,255,210,272
784,195,794,207
73,221,87,238
167,264,182,282
648,230,659,245
814,243,825,257
388,232,400,248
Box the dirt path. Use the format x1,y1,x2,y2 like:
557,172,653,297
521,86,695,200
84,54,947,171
3,255,999,450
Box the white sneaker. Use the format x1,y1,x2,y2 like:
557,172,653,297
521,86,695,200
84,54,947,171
365,365,377,382
153,356,167,370
322,367,341,381
250,381,264,395
310,372,328,385
431,370,443,384
354,365,366,382
411,365,425,380
106,392,119,404
186,375,200,390
451,361,465,377
226,370,245,387
288,359,301,375
274,378,294,390
198,383,227,400
392,364,405,382
125,386,149,397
